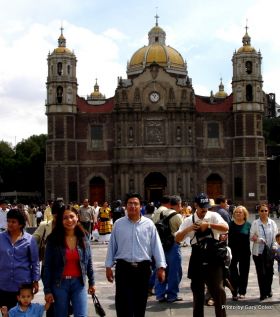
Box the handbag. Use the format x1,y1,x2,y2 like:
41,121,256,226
262,244,274,268
92,294,106,316
261,225,274,268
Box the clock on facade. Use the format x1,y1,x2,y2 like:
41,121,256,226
149,91,160,103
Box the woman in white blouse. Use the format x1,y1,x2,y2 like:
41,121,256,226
250,203,278,301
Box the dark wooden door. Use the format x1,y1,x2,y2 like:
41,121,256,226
90,184,105,205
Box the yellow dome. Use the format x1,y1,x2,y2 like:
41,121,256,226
52,29,73,55
237,45,256,53
53,47,72,54
214,78,228,98
129,44,184,68
215,90,228,98
127,22,187,76
237,27,256,54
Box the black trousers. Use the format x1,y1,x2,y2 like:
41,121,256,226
115,260,151,317
253,254,274,298
81,221,91,233
189,250,226,317
229,253,250,296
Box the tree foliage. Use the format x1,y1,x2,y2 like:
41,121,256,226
263,117,280,145
0,134,47,199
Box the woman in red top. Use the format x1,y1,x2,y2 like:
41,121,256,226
43,205,95,317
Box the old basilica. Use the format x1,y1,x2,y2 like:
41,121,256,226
45,19,272,208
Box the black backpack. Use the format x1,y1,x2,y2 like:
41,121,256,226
155,211,177,251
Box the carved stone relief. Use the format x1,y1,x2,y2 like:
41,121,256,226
144,120,165,144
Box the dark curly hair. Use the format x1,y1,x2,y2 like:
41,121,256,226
7,209,26,229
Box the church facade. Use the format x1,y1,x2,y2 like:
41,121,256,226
45,21,268,208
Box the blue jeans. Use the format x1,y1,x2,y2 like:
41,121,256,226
155,243,182,301
52,277,87,317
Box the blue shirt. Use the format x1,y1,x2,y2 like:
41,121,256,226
105,215,166,268
8,303,45,317
0,231,40,292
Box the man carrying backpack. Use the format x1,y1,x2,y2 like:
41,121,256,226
153,195,183,302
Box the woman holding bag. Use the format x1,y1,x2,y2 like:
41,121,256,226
250,203,278,301
43,204,95,317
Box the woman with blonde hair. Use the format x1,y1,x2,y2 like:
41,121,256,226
228,205,251,300
250,203,278,301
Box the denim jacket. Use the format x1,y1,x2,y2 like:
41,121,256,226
42,235,94,294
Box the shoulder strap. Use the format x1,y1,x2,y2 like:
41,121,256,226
165,211,177,221
261,224,269,245
191,214,214,244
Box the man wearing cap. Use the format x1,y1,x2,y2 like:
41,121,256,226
175,193,228,317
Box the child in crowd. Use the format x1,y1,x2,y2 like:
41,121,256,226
274,233,280,284
0,284,50,317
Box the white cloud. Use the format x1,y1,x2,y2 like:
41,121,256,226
103,28,128,41
0,0,280,144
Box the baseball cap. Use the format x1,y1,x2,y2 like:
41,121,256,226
194,193,211,208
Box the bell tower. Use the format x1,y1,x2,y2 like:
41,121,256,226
45,28,78,201
231,26,267,206
46,27,78,113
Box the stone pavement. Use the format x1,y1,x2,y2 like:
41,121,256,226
35,214,280,316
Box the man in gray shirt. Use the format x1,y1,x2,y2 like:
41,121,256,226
78,199,94,234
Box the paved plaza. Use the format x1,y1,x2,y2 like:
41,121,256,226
35,214,280,316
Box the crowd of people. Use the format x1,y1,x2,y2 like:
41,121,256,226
0,194,280,317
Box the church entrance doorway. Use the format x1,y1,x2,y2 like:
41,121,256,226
206,173,222,199
144,172,167,203
89,177,105,205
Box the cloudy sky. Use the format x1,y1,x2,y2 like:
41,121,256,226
0,0,279,145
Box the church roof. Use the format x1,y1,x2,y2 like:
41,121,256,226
195,94,233,112
77,96,114,113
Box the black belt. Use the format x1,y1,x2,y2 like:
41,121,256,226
117,259,150,268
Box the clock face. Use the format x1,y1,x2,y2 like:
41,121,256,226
149,91,160,103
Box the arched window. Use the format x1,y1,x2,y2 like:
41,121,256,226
56,86,63,104
67,65,71,75
246,84,253,101
57,62,63,76
245,61,252,74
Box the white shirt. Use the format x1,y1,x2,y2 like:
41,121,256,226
176,210,227,244
92,205,100,223
0,208,9,229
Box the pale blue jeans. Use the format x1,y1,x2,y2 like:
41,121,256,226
52,277,88,317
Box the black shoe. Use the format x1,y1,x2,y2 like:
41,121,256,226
267,292,273,298
167,297,183,303
260,296,266,301
158,297,166,303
